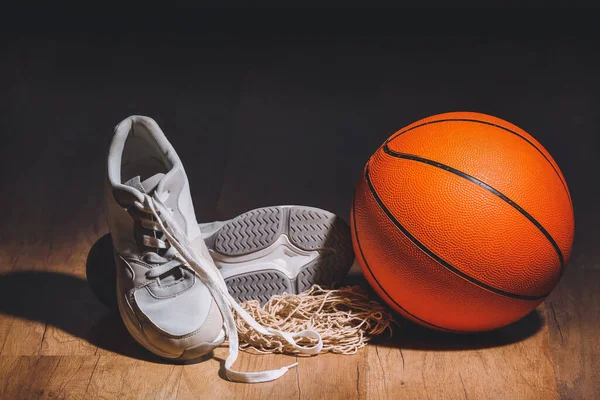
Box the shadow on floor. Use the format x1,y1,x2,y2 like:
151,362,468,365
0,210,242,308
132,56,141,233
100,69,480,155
0,269,165,362
0,233,543,364
371,308,543,351
84,233,543,352
0,237,211,364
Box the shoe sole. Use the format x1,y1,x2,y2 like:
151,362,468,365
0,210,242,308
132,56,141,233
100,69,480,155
201,206,354,304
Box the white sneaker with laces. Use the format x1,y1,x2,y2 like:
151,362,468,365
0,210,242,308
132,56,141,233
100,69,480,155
106,116,322,382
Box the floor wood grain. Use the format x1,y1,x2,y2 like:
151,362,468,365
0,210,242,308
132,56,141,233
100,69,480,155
1,21,599,399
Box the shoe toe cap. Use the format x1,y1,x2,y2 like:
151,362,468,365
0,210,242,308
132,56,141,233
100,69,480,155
139,298,225,359
128,277,225,359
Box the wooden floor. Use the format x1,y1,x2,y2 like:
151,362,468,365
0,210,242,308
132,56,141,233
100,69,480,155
1,20,600,399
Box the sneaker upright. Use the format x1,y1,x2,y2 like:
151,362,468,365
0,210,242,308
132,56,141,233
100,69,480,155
106,116,224,360
106,115,322,383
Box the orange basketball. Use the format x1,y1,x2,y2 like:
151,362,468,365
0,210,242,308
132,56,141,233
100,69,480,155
351,112,574,332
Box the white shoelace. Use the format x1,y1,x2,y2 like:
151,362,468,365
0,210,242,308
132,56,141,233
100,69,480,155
134,193,323,383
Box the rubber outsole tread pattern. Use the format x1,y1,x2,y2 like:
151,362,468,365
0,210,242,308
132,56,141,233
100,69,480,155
214,207,283,256
212,206,354,303
225,270,292,304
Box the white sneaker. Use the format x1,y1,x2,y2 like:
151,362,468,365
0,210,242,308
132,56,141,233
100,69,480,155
201,206,354,304
106,116,225,360
106,116,322,382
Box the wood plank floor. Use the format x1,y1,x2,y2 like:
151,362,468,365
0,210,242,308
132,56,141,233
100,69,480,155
1,23,599,399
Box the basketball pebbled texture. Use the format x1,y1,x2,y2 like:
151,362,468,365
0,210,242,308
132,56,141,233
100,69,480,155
352,111,574,332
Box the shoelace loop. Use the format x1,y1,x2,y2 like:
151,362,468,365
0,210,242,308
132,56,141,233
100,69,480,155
135,195,323,383
133,202,187,280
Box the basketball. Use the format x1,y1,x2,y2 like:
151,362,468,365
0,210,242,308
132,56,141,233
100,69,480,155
351,112,574,332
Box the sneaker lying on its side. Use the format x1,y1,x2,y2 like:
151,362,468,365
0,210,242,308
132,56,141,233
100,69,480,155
106,116,322,383
201,206,354,304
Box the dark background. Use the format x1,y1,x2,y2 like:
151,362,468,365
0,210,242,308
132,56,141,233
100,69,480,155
3,8,598,258
0,7,599,397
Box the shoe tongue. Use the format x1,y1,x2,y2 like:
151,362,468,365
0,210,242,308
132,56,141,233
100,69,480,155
123,173,165,194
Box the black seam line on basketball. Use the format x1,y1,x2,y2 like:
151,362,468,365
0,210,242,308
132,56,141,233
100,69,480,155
385,118,570,200
365,165,549,301
382,146,565,276
351,192,461,333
